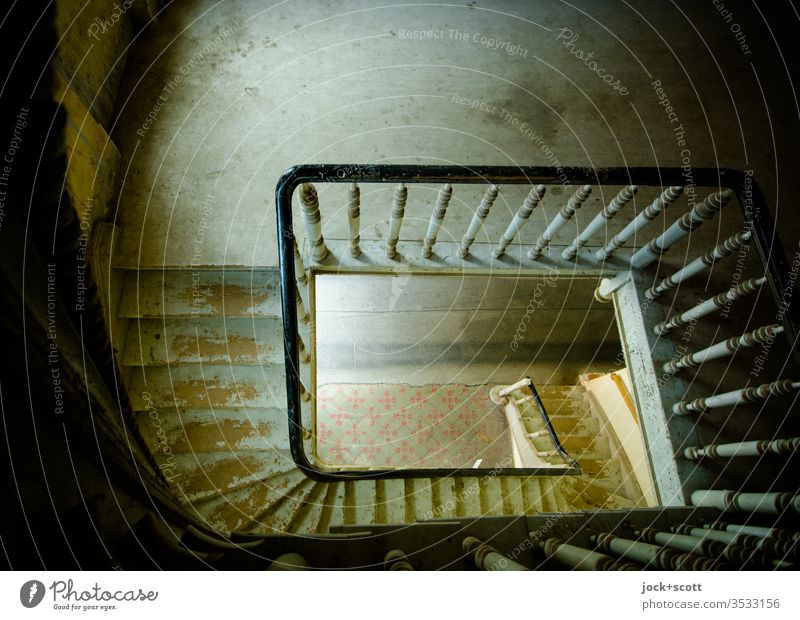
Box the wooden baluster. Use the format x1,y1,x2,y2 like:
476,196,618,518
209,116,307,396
653,276,766,336
293,238,307,285
691,489,800,516
635,528,730,566
705,521,800,542
386,183,407,259
422,184,453,258
630,188,734,269
663,324,782,375
492,184,546,258
591,532,717,570
671,525,789,568
673,379,800,415
299,183,329,262
646,229,751,299
463,536,529,570
563,185,637,260
347,182,361,257
596,186,682,261
297,334,310,363
528,184,592,260
459,184,499,258
299,382,311,402
383,549,414,570
295,288,308,324
538,537,640,570
684,437,800,460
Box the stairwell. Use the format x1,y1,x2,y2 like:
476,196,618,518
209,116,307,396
118,267,643,535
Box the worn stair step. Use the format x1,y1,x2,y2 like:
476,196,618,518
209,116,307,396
344,480,376,526
375,478,406,524
558,477,633,511
175,449,294,501
122,317,284,366
316,481,345,533
521,478,544,514
287,481,329,535
118,269,281,318
193,469,305,533
500,477,526,514
558,435,610,457
454,476,482,517
128,365,286,409
479,477,505,517
535,385,581,399
247,477,318,534
524,416,599,437
536,398,590,418
405,478,434,522
136,407,288,453
430,477,457,520
539,478,560,513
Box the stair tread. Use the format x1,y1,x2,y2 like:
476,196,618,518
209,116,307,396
118,270,280,318
190,469,305,533
128,365,286,409
122,317,284,366
175,449,295,501
135,407,288,453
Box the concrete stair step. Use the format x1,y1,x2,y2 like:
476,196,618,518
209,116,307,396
175,449,294,501
376,478,407,524
135,407,288,453
316,481,346,533
287,481,329,534
192,469,304,533
246,477,319,534
430,477,458,520
344,480,376,526
122,317,284,366
128,365,286,409
405,478,434,522
453,476,482,517
118,269,280,318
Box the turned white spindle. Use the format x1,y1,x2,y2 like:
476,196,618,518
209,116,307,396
691,489,800,516
297,334,310,363
563,185,637,260
422,184,453,257
630,188,734,269
676,525,796,564
299,382,311,402
662,324,783,375
386,183,408,259
635,528,727,562
459,185,499,258
646,229,752,299
463,536,528,571
299,183,328,262
295,288,308,324
492,184,546,258
347,183,361,257
596,186,683,261
672,379,800,415
684,437,800,460
654,276,766,336
705,521,800,542
591,532,715,570
538,538,639,571
529,184,592,260
293,238,307,285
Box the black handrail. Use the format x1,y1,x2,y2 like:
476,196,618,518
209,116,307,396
275,165,798,481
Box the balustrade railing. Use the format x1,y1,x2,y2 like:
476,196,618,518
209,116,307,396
276,165,799,492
